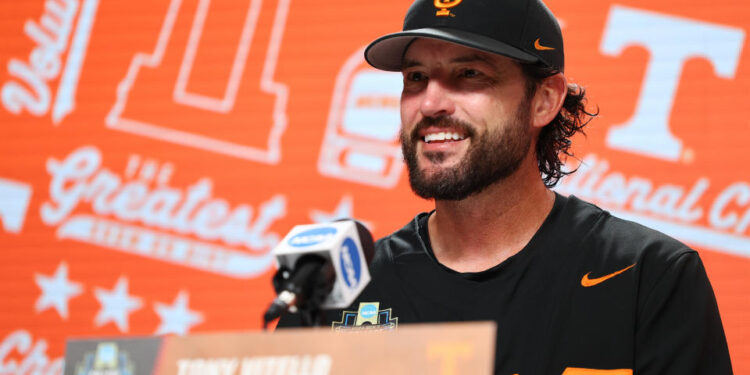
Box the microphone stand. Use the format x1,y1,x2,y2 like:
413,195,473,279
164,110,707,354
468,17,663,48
298,304,326,327
263,256,334,328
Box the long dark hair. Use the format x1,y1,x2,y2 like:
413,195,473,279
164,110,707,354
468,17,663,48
521,64,597,187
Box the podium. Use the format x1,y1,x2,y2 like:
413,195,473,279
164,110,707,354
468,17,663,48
64,322,495,374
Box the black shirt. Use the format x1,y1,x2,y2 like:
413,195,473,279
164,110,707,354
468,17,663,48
279,194,732,374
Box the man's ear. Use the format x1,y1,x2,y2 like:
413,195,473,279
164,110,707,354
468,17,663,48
530,73,567,129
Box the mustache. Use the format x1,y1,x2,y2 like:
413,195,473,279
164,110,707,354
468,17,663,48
409,116,476,141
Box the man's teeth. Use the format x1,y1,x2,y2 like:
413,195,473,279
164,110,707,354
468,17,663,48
423,132,466,143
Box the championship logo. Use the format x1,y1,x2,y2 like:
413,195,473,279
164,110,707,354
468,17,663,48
332,302,398,331
74,342,135,375
434,0,462,17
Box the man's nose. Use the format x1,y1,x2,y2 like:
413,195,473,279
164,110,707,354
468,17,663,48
419,80,455,118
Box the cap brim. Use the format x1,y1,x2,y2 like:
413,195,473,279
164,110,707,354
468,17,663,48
365,27,540,71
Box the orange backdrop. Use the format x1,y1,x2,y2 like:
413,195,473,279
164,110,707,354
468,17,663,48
1,0,748,373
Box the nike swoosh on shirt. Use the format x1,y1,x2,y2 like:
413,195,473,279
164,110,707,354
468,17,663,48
580,263,636,287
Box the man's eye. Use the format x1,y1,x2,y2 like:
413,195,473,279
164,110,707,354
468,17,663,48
406,71,426,81
461,69,481,78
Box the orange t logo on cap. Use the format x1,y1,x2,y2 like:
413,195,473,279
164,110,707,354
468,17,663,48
434,0,462,16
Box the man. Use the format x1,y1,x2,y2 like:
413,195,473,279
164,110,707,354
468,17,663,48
280,0,732,373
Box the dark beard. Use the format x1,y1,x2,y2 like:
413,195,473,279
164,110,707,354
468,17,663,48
400,101,532,201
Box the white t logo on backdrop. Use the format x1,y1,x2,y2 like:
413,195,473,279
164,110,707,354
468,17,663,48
600,5,745,162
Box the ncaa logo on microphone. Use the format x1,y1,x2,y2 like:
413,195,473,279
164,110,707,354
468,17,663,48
288,227,337,247
339,237,362,288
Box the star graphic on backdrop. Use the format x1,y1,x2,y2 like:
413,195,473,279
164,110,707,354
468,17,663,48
34,262,84,320
309,195,373,229
94,277,143,332
154,291,203,335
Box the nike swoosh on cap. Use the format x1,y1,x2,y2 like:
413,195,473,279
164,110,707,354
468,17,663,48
534,38,555,51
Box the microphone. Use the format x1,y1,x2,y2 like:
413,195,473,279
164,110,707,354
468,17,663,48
263,220,375,326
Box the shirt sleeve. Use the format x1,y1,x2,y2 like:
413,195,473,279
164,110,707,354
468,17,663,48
635,251,732,374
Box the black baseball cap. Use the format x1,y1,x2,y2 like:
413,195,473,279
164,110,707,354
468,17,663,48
365,0,564,72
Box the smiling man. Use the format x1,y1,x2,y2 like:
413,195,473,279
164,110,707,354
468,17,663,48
279,0,732,373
